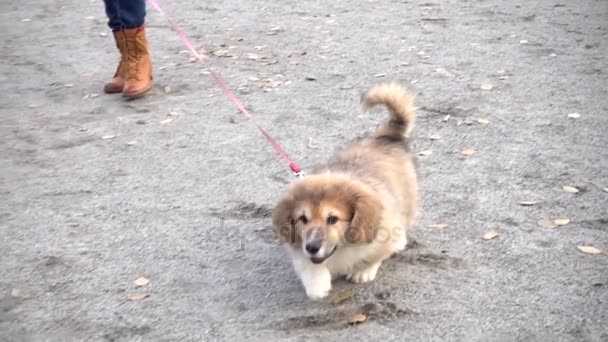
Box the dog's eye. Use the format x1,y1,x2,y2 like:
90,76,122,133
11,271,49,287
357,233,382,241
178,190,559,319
327,215,338,225
299,215,308,224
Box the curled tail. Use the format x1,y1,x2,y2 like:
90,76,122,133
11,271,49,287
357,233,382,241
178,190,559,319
362,83,416,139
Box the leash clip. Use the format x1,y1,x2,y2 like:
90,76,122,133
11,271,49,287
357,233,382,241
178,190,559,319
294,170,305,179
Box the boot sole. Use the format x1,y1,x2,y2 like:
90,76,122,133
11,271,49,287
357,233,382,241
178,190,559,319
104,83,125,94
122,81,153,99
104,87,123,94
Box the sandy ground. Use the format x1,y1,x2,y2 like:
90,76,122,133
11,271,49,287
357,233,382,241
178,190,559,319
1,0,607,341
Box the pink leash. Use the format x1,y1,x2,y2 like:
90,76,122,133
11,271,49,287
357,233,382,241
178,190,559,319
147,0,303,178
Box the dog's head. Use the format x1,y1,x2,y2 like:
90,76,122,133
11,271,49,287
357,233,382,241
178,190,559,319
272,174,383,264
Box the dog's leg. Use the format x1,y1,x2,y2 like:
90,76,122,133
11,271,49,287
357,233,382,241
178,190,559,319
292,255,332,299
346,261,381,284
395,230,407,252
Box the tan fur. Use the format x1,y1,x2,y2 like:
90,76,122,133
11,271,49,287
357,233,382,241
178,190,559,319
363,82,416,138
272,83,419,299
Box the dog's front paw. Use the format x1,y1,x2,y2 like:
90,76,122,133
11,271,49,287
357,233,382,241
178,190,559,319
302,270,332,300
306,286,331,300
395,233,407,252
347,262,381,284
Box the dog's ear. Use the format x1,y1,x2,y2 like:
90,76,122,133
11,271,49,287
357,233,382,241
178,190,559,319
272,196,298,245
345,184,383,244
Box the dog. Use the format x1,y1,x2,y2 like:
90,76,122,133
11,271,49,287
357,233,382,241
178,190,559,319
272,83,419,299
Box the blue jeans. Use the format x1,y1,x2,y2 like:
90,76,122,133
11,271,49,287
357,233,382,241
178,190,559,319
103,0,146,31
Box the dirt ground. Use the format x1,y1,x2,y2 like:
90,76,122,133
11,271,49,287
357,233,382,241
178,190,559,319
1,0,607,341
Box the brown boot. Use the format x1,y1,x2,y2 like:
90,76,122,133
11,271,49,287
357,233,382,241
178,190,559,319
103,30,127,94
123,26,153,98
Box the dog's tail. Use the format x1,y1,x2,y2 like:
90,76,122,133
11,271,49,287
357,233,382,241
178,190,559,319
362,83,416,139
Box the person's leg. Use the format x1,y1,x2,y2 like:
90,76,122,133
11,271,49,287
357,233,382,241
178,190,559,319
103,0,122,31
117,0,146,29
103,0,128,93
119,0,153,98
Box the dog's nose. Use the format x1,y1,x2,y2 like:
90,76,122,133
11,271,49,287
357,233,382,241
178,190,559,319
305,241,322,255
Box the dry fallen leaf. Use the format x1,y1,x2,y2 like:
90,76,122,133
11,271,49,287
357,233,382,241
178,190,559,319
483,228,500,240
128,293,149,301
260,57,279,65
10,288,32,299
538,219,558,229
288,50,307,57
567,112,581,119
212,49,234,58
348,313,368,325
266,27,282,36
429,133,442,141
552,218,570,227
517,201,540,207
101,135,115,140
477,118,490,125
461,149,477,156
332,290,354,305
306,138,319,149
518,200,540,206
418,150,433,156
134,276,150,287
435,68,453,77
480,84,493,91
562,185,580,194
576,245,603,255
160,117,174,125
428,223,448,229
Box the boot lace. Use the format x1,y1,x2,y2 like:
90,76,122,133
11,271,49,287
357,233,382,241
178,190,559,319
126,39,141,81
